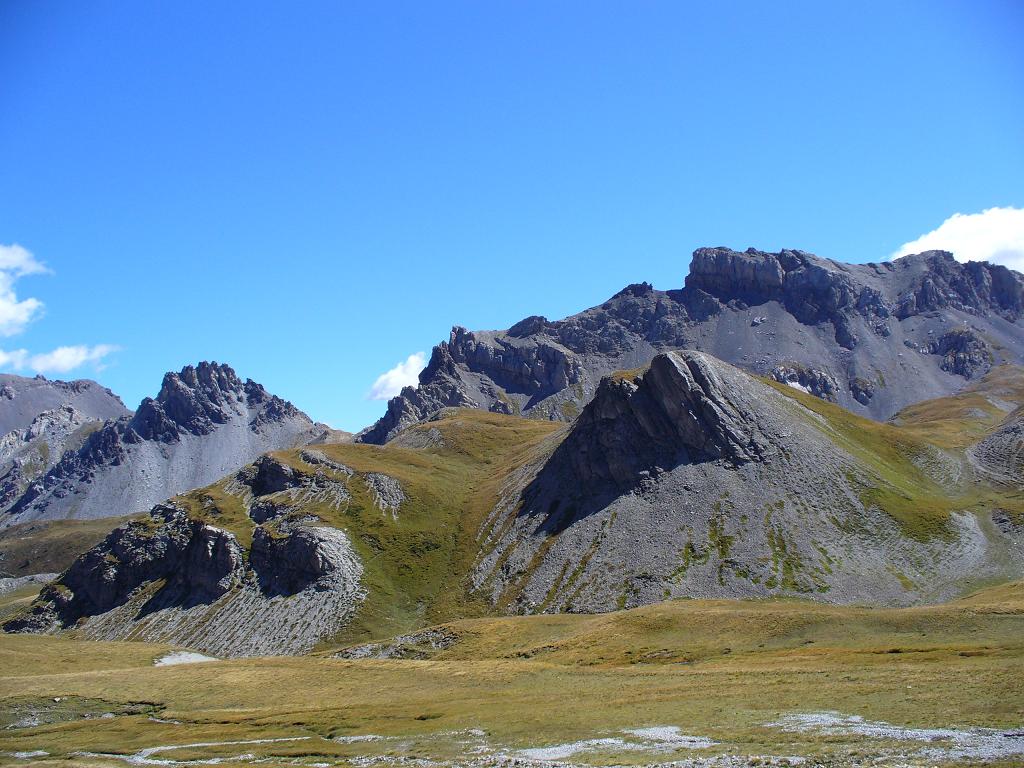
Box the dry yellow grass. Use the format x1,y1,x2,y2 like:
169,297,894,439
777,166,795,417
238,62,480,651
1,583,1022,766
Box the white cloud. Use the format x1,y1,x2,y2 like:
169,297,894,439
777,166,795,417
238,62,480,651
367,352,426,400
0,348,28,370
27,344,120,374
0,344,119,376
892,207,1024,272
0,244,121,376
0,243,50,337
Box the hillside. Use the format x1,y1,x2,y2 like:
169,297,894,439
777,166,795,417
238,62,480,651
8,353,1023,657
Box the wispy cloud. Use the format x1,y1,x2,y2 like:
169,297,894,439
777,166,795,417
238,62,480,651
892,207,1024,272
0,243,50,337
0,344,120,375
27,344,120,374
0,244,121,376
367,352,426,400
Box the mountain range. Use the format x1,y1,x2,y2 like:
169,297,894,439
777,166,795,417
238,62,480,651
361,247,1024,442
0,362,338,530
2,246,1023,658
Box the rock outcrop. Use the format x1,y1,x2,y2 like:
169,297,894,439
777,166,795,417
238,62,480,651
930,329,993,379
5,501,364,657
362,248,1024,442
1,362,330,527
969,410,1024,487
770,364,840,401
0,406,99,509
540,353,769,494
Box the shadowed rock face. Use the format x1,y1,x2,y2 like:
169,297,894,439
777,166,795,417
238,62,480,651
361,248,1024,443
4,504,238,625
1,362,328,526
251,525,351,595
546,353,768,493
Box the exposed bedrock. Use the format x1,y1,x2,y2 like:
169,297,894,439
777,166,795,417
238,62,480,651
4,501,363,655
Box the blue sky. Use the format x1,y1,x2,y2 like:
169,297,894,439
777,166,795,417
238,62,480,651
1,1,1022,431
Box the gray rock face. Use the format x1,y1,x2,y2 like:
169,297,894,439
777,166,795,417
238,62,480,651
0,572,57,597
230,455,352,523
542,354,768,495
0,406,99,509
969,410,1024,487
770,364,840,402
472,352,1024,611
250,525,353,595
930,329,993,379
5,501,364,657
364,473,404,518
361,248,1024,442
5,504,231,626
1,362,325,527
0,374,129,436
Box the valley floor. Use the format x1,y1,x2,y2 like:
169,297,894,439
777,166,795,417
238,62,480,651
1,582,1023,768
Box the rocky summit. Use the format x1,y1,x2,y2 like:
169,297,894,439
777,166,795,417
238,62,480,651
0,362,333,528
360,248,1024,443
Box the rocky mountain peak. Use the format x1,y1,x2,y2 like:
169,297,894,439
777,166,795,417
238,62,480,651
539,351,772,493
2,361,322,527
130,361,306,442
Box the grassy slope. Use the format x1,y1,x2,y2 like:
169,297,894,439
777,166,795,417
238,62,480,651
169,411,564,646
763,365,1024,540
891,364,1024,449
0,583,1021,766
0,517,129,578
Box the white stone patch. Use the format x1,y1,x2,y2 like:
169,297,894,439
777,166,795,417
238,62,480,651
770,712,1024,762
11,751,49,759
76,736,310,765
518,726,716,761
623,726,716,748
334,734,387,743
154,651,219,666
519,737,634,761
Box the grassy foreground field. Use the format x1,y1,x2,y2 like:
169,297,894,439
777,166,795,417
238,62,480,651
1,582,1022,768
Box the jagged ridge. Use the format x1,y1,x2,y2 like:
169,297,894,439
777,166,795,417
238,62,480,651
1,362,328,527
362,248,1024,443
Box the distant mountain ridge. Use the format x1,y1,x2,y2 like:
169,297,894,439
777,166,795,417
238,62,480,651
1,361,332,527
0,374,128,435
360,248,1024,443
